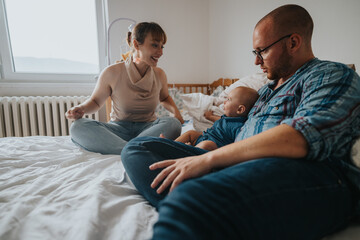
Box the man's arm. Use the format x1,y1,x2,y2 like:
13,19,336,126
150,124,308,193
207,124,308,168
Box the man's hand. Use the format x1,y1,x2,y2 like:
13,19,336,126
150,124,309,195
149,154,213,194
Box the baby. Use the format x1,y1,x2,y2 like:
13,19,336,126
176,86,259,151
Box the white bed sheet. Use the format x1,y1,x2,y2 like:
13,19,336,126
1,135,359,240
0,136,158,240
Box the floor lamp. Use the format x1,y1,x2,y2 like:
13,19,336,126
106,18,136,66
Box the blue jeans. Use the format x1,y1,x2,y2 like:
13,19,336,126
69,117,181,154
121,136,357,240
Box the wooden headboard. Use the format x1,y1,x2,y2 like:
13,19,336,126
105,78,239,122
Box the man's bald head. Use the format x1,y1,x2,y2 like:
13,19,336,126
256,5,313,47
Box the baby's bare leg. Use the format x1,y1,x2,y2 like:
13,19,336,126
175,130,202,145
195,140,218,151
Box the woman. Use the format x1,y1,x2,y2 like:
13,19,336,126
66,22,184,155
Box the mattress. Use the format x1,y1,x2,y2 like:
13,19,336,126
1,134,359,240
0,136,157,240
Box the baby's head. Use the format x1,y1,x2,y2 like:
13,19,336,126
223,86,259,117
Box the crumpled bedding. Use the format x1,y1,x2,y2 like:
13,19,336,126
0,134,359,240
180,73,270,132
180,93,221,132
0,136,158,240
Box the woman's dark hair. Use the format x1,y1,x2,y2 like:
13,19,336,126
127,22,167,47
121,22,166,61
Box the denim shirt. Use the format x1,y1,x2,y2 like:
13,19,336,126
196,115,247,148
235,58,360,189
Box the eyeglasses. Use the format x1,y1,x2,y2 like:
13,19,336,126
252,34,292,61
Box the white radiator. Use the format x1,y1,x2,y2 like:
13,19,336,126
0,96,99,138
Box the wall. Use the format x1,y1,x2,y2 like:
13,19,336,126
107,0,210,84
209,0,360,80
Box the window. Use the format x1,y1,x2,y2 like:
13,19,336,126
0,0,106,82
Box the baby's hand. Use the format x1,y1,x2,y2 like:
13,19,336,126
204,110,214,119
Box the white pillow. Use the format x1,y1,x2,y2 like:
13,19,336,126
180,93,217,131
215,73,269,105
227,72,269,92
211,85,224,97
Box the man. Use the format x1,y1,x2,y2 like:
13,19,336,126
122,4,360,240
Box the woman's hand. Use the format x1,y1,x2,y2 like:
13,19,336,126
174,112,185,124
149,154,213,194
65,106,85,120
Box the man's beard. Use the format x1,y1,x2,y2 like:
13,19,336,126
267,47,292,81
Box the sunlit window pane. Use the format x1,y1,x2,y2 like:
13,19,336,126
4,0,99,74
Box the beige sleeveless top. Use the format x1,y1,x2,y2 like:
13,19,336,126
110,58,162,122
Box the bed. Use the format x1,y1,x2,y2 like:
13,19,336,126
0,77,238,240
1,72,359,240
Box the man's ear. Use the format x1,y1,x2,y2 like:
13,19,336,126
289,33,302,52
237,105,246,115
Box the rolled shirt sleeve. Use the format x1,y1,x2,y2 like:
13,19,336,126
282,63,360,160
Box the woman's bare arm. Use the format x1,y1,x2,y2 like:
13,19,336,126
66,65,117,119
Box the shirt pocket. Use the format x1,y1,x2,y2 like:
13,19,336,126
265,95,297,118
